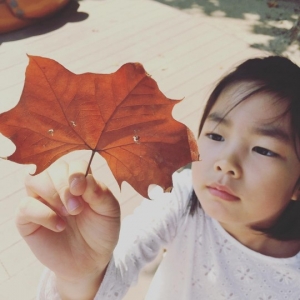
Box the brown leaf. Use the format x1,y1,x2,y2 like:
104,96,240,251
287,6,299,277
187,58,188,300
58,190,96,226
0,56,199,198
267,1,278,8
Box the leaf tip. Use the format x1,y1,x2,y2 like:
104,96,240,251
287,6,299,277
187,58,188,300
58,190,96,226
26,53,33,60
28,166,38,176
164,186,173,193
170,97,185,106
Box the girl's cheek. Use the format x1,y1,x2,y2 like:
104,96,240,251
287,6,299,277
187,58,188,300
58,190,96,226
199,140,218,161
197,136,209,156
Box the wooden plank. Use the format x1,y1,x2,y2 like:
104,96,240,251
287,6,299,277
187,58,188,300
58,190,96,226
0,239,36,277
0,260,44,300
0,261,9,282
0,218,21,253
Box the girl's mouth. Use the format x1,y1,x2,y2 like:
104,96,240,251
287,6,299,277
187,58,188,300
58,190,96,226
207,184,240,202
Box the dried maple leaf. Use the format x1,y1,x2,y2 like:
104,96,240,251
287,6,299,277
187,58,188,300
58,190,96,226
267,1,278,8
0,56,199,198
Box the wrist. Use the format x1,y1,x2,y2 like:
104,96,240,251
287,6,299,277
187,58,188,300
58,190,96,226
55,267,107,300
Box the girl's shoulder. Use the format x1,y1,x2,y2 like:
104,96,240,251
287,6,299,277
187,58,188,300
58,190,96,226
126,168,194,229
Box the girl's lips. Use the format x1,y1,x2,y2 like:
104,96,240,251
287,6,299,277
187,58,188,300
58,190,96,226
207,186,240,201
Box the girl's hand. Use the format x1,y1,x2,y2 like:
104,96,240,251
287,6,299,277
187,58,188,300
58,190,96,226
15,160,121,299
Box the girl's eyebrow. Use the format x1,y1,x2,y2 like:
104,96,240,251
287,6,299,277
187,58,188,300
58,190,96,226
207,112,230,125
207,112,290,143
252,126,290,143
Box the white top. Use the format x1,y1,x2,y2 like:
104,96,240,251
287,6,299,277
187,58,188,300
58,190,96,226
38,169,300,300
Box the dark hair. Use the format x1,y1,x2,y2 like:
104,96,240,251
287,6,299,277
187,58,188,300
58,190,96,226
189,56,300,241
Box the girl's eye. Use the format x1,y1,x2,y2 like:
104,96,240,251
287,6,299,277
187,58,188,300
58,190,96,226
206,133,224,142
253,146,277,157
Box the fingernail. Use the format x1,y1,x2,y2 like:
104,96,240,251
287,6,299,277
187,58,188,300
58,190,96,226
56,219,65,231
67,197,80,212
70,176,85,189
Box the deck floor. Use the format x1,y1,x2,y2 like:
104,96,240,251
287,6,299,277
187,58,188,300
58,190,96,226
0,1,264,299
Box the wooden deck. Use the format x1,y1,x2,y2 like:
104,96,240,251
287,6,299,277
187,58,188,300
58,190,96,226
0,0,264,299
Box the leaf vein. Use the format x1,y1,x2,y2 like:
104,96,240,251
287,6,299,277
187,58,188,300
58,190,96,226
33,58,87,146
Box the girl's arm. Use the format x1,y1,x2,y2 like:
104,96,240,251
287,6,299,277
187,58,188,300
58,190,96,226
23,161,191,299
94,169,192,299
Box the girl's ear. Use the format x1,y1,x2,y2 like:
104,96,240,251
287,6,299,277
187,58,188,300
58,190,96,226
291,192,299,201
291,183,300,201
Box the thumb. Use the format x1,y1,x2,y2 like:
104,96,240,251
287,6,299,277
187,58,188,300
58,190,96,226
82,174,120,218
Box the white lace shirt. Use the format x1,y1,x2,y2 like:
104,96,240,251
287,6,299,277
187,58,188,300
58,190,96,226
38,169,300,300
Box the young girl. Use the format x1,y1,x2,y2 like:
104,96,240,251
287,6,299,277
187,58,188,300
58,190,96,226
16,56,300,300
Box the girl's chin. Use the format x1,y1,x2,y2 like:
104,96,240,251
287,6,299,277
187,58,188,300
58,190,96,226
198,196,239,223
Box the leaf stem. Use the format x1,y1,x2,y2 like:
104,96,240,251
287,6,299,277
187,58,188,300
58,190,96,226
85,150,96,177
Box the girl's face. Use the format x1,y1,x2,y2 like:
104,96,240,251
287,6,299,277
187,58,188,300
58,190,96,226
192,83,300,232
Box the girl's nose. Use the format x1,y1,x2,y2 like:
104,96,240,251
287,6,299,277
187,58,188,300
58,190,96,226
213,158,242,179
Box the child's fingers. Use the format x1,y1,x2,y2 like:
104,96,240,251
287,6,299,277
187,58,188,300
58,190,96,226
15,197,66,237
25,160,90,217
82,174,120,218
25,169,65,216
47,160,86,216
68,160,89,196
